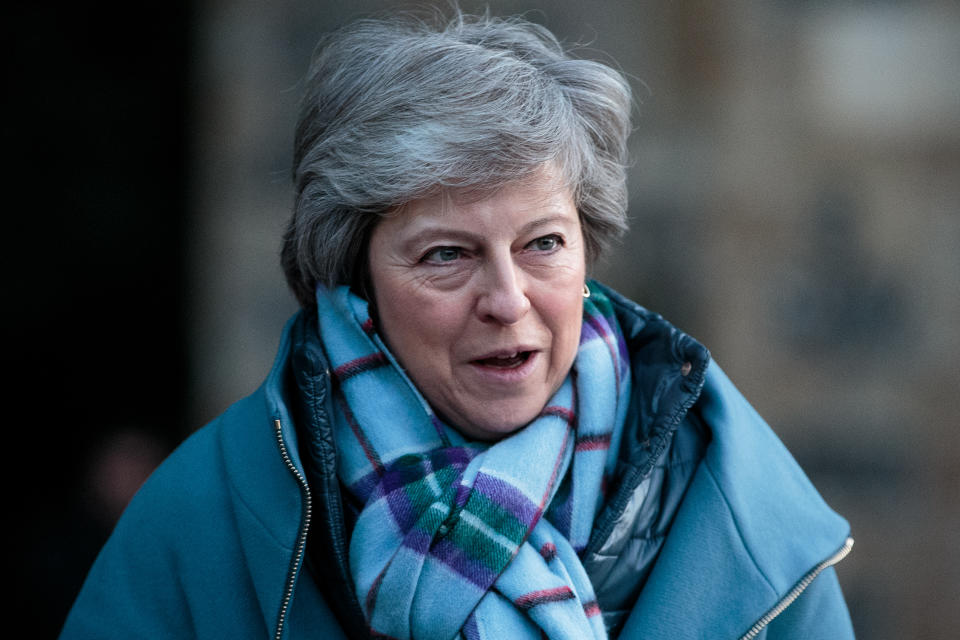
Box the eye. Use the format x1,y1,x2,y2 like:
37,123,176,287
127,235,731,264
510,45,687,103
422,246,462,263
527,234,562,252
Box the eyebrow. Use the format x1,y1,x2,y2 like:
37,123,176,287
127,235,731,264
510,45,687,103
400,214,576,253
399,228,481,255
518,214,575,236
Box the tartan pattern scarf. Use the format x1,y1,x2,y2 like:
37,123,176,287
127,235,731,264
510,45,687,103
315,282,631,640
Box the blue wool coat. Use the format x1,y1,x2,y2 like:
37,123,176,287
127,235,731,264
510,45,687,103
60,287,855,639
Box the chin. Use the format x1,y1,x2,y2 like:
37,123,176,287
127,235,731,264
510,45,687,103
455,402,544,442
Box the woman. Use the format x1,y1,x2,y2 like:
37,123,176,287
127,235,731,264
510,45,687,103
61,9,854,640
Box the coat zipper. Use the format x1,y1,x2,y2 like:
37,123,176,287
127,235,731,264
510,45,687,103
739,536,854,640
273,419,314,640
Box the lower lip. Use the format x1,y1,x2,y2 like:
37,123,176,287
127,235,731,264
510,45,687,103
468,351,540,384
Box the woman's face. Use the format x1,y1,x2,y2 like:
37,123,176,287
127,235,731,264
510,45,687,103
368,169,586,441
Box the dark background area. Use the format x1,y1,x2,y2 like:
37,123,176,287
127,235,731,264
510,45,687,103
6,5,190,637
7,2,958,638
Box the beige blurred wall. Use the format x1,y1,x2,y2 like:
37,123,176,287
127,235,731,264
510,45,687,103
189,1,960,637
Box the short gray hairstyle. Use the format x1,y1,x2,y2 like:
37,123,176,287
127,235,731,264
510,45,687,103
282,8,633,307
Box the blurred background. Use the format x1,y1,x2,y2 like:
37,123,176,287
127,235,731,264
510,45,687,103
8,0,958,637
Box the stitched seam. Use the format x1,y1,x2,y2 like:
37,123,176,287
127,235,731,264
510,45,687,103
585,365,705,554
229,471,298,551
308,369,356,588
703,459,778,596
307,369,343,535
653,455,701,471
590,530,667,558
217,411,298,552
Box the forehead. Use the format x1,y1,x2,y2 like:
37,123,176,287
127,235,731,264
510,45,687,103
391,170,577,230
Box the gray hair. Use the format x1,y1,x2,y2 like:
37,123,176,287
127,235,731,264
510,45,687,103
282,8,633,307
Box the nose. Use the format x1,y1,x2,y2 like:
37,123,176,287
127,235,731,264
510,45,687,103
475,253,530,325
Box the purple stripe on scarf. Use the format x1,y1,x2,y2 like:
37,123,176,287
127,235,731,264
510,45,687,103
349,470,381,502
401,526,434,555
472,473,540,528
380,461,445,532
584,312,622,393
378,457,434,495
430,414,452,447
334,352,388,382
455,482,472,510
384,484,420,533
430,537,499,588
378,448,478,533
579,310,604,344
433,446,478,469
463,613,481,640
583,312,610,343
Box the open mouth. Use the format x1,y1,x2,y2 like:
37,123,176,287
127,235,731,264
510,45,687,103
474,351,533,368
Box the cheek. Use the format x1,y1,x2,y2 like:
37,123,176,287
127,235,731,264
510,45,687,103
542,288,585,360
561,298,585,354
374,281,461,365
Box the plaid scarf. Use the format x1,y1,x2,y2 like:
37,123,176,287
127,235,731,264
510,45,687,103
316,282,631,640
